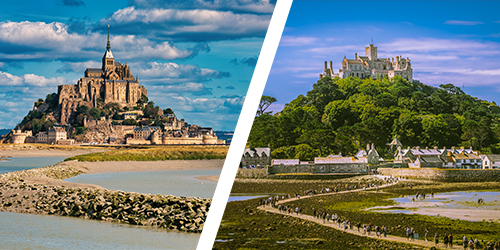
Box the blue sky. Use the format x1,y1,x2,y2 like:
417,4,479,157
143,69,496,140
265,0,500,112
0,0,275,130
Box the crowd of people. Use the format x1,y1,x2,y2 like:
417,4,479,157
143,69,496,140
429,232,500,250
257,175,499,249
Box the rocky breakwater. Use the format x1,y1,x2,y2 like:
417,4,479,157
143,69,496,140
0,165,210,233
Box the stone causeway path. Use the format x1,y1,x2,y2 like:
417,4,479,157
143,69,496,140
257,182,464,249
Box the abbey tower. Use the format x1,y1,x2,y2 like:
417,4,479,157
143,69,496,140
58,28,147,124
320,43,413,82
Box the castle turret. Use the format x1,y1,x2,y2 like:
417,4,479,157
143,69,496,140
365,44,377,60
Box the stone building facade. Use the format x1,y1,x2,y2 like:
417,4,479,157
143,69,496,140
320,43,413,82
395,146,482,169
58,29,147,124
125,125,223,145
11,129,32,144
240,148,271,168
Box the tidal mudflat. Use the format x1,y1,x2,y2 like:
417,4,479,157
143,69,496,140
215,176,500,249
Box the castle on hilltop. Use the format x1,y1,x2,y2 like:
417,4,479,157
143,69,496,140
320,43,413,82
58,28,147,124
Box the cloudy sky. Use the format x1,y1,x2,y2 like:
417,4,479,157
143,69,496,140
0,0,275,130
265,0,500,112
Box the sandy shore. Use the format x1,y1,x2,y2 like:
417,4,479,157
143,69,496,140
404,208,500,222
61,159,224,174
370,202,500,222
23,176,105,189
12,159,223,188
0,149,103,158
194,175,220,182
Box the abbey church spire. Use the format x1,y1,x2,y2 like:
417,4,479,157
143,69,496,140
103,25,115,71
106,24,111,51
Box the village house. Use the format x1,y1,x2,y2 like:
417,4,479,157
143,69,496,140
481,155,500,169
240,147,271,168
395,146,482,169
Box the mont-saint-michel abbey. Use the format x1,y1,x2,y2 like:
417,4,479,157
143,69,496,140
58,31,147,125
320,43,413,82
5,30,224,146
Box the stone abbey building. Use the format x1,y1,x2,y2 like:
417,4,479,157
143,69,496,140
58,30,147,124
320,43,413,82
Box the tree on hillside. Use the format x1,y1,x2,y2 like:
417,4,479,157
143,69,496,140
247,75,500,155
257,95,277,116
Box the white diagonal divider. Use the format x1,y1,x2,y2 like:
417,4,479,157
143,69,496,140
196,1,293,249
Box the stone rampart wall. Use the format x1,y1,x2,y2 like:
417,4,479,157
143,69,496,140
269,163,369,174
378,168,500,182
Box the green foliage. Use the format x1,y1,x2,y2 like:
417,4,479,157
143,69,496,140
64,146,228,162
257,95,277,116
143,101,159,119
248,76,500,156
137,94,148,106
123,119,139,126
164,108,174,115
74,126,86,135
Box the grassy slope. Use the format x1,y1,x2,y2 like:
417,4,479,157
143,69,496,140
65,146,228,162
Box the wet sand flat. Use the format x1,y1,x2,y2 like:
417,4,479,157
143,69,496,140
0,149,103,158
194,175,220,182
61,159,224,174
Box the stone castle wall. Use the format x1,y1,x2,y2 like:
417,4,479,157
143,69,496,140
268,163,369,174
378,168,500,182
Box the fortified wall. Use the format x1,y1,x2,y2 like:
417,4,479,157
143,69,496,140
268,163,369,174
378,168,500,182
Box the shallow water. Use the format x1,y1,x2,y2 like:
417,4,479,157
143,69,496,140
0,157,65,174
0,157,213,249
228,193,285,202
392,191,500,210
0,212,199,250
371,190,500,220
65,169,220,198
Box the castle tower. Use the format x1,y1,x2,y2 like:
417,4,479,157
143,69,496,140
365,44,377,60
102,25,115,72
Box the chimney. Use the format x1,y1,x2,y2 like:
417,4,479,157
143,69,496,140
392,58,394,62
407,146,410,150
448,151,451,156
396,56,399,61
371,143,375,150
330,61,333,70
355,53,358,59
324,61,327,70
461,146,464,150
451,146,455,151
434,146,438,150
367,144,370,151
416,146,420,151
425,146,428,150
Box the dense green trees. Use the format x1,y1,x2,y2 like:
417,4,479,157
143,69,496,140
249,76,500,159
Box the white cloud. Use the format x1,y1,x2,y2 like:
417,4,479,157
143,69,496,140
0,71,67,86
379,38,497,54
130,0,275,14
137,62,229,84
280,36,318,46
166,95,245,114
101,7,271,36
0,21,198,61
147,82,213,95
445,20,483,25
